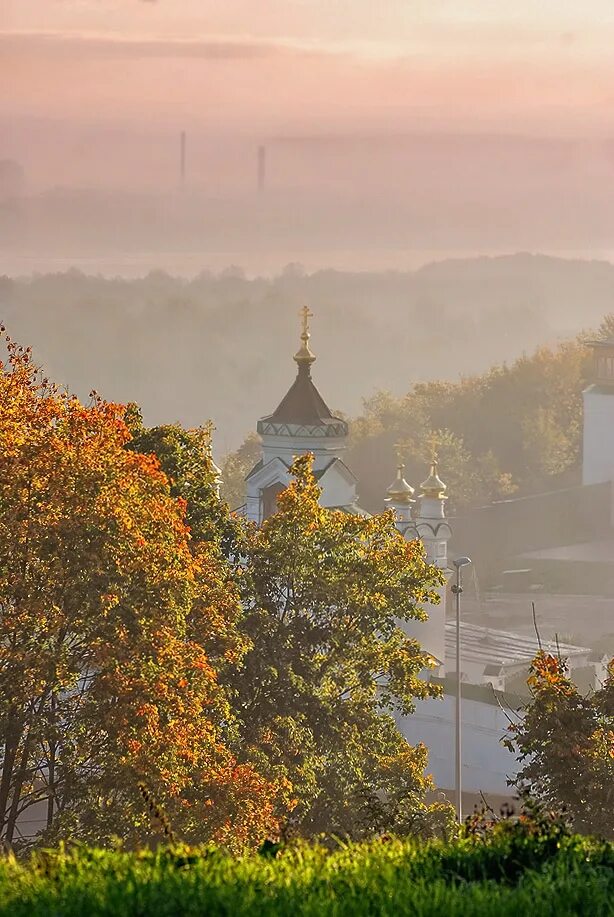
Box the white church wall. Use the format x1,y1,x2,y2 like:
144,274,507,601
319,462,357,509
261,433,346,471
397,693,517,797
400,598,447,671
583,389,614,485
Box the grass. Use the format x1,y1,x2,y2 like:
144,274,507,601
1,825,613,916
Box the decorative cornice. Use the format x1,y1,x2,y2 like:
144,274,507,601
415,521,453,539
257,418,348,438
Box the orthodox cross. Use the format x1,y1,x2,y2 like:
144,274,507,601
426,432,440,465
300,305,313,342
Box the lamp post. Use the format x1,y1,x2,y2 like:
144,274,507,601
451,556,472,823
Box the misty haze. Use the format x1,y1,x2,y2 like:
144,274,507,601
2,3,614,914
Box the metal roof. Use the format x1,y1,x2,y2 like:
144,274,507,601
259,363,347,432
444,620,590,670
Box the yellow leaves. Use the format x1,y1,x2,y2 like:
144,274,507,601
527,651,572,695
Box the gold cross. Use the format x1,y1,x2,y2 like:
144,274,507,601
426,432,439,464
300,305,313,339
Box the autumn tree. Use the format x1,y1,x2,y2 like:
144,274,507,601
0,335,282,850
220,432,262,511
507,652,614,838
225,335,589,516
125,409,239,550
328,337,589,512
598,313,614,339
231,453,453,840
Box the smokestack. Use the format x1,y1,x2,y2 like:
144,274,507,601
257,144,266,193
180,131,186,186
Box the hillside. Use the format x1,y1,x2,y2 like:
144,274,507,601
0,253,611,451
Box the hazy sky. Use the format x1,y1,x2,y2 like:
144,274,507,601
4,1,614,136
4,0,614,207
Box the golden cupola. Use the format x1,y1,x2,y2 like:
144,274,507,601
386,463,415,504
419,456,447,500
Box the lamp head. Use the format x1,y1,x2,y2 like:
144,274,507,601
453,556,472,569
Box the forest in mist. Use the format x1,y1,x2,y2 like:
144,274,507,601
0,252,613,455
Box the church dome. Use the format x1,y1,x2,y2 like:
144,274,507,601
257,307,348,438
419,458,447,500
386,464,415,504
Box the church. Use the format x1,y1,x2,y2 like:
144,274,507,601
236,309,609,811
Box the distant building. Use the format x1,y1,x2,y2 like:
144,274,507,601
233,310,608,810
583,338,614,485
244,306,361,522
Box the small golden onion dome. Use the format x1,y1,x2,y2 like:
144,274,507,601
386,464,415,504
294,305,316,366
420,459,447,500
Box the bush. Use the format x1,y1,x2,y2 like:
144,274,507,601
1,819,613,917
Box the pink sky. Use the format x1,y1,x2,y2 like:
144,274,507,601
4,1,614,136
4,0,614,200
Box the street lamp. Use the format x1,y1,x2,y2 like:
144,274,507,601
451,556,472,823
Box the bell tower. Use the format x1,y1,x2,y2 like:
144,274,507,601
384,450,452,669
245,308,359,523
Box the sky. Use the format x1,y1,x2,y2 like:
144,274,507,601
4,0,614,136
3,0,614,208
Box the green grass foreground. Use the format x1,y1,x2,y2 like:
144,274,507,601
1,827,613,917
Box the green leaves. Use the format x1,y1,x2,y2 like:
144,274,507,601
509,654,614,839
232,454,451,839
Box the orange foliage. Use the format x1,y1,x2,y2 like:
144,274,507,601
0,333,283,849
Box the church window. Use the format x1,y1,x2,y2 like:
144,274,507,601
261,482,285,520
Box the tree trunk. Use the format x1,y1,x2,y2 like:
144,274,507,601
46,694,57,831
4,723,32,846
0,709,24,835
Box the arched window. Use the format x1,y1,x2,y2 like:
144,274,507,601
261,481,285,520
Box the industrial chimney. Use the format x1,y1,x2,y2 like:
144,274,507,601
257,144,266,193
180,131,186,186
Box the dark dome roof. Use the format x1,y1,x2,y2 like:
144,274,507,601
258,364,347,436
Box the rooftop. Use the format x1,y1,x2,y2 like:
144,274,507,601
459,591,614,650
444,620,591,672
262,363,343,428
258,307,348,436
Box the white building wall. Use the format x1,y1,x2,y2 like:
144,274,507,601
398,693,517,796
246,456,357,523
318,465,357,508
583,389,614,485
261,433,346,471
403,496,452,669
401,583,447,670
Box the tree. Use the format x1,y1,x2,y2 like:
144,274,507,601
125,409,231,547
0,335,282,850
231,453,453,839
220,432,262,511
598,313,614,340
507,651,614,839
339,337,589,512
125,410,248,670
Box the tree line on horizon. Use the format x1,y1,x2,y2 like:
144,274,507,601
2,254,614,454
